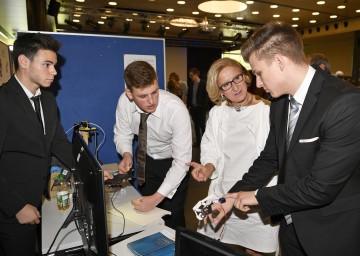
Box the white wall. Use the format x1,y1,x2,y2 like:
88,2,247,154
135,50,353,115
165,46,188,87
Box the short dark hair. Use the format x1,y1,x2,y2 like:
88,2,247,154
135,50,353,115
124,61,157,90
12,33,61,71
189,68,200,76
241,21,306,65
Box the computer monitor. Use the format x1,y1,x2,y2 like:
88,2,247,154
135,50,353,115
175,227,249,256
72,130,109,256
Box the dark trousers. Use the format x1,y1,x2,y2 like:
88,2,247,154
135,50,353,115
189,106,206,145
0,221,37,256
140,155,189,229
279,219,307,256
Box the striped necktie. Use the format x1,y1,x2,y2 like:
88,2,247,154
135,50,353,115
287,96,300,150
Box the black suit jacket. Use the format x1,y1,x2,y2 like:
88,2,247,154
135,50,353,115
187,79,209,111
229,70,360,255
0,76,73,223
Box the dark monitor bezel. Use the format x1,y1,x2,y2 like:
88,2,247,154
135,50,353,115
72,130,109,256
175,226,249,256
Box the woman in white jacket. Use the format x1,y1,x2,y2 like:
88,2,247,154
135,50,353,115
188,58,278,256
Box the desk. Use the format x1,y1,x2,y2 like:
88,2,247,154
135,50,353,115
41,184,166,255
110,224,175,256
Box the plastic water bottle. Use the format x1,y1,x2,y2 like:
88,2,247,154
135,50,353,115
56,174,70,210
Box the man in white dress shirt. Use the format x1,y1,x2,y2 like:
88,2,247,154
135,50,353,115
114,61,192,229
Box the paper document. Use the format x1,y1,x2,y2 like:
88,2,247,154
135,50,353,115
108,202,170,226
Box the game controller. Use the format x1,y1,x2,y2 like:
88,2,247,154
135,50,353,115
105,171,132,186
193,194,226,220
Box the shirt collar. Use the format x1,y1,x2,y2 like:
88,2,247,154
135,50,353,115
15,74,41,99
291,65,316,105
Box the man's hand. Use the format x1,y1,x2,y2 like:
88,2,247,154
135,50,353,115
205,196,236,224
118,152,133,174
226,191,258,212
187,162,214,182
15,204,41,225
131,192,165,212
103,170,113,181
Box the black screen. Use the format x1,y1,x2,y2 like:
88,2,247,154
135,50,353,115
175,227,249,256
72,130,109,256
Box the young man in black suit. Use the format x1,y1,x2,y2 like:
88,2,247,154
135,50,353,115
0,33,74,255
209,22,360,255
187,68,209,147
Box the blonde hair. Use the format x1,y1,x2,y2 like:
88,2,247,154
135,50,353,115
206,58,252,105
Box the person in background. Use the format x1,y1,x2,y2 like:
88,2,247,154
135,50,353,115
187,67,209,147
168,72,188,104
113,61,192,229
306,53,331,74
167,78,182,99
209,21,360,256
188,58,278,256
0,33,74,256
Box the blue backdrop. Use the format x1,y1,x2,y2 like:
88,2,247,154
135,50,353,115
38,32,165,164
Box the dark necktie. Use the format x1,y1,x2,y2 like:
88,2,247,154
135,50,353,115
136,113,150,185
287,96,300,149
31,95,44,132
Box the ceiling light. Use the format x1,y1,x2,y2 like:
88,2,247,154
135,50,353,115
72,19,80,22
74,14,81,17
273,14,280,18
75,7,82,11
126,18,133,21
292,9,300,12
98,21,104,24
133,13,138,16
236,17,244,20
150,20,156,23
215,14,222,17
108,2,117,6
198,1,247,14
76,0,85,2
312,12,319,15
170,18,198,27
292,17,299,20
337,5,345,9
292,24,298,27
330,15,337,18
192,11,199,15
356,10,360,13
270,5,278,8
317,1,325,4
177,1,186,4
167,8,174,12
310,20,316,23
101,16,107,19
246,1,254,4
165,26,170,29
252,11,259,15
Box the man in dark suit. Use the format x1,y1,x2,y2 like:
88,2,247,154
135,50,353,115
209,22,360,255
0,33,74,255
187,68,209,146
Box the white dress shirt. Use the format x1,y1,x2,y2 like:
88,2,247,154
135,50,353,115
114,89,192,198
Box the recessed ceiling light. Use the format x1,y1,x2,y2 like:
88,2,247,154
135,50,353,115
317,1,325,4
133,13,138,16
157,15,163,18
273,14,280,18
215,14,222,17
310,20,316,23
108,2,117,5
98,21,104,24
198,1,247,14
105,10,111,13
356,9,360,13
167,8,174,12
150,20,156,23
72,19,80,23
126,18,133,21
192,11,199,15
177,1,186,4
165,26,170,29
330,15,337,18
149,0,155,1
312,12,319,15
270,5,278,8
76,0,85,2
252,11,259,15
246,1,254,4
236,17,244,20
292,9,300,12
337,5,346,9
292,24,298,27
74,14,81,17
292,17,299,20
75,7,82,11
101,16,107,19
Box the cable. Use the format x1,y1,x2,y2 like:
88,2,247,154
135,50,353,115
46,205,75,255
110,189,126,237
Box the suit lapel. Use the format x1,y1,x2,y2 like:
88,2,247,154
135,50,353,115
287,71,323,153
